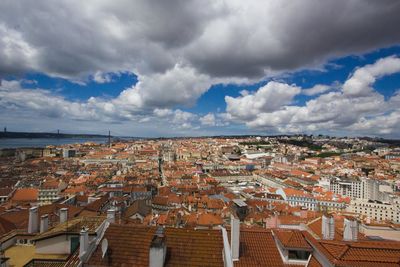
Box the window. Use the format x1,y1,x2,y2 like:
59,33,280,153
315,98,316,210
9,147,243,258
288,250,310,261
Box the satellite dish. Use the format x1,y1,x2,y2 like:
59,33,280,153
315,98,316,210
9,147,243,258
101,238,108,258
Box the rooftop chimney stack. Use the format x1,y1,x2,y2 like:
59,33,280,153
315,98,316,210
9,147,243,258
322,214,334,240
149,226,166,267
40,214,49,233
230,199,247,262
231,214,240,261
60,208,68,223
79,228,89,259
107,209,116,223
28,206,39,233
343,217,358,241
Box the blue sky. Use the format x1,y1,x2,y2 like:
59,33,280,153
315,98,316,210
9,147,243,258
1,1,400,137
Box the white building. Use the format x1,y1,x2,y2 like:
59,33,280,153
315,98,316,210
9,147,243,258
329,176,388,201
347,199,400,223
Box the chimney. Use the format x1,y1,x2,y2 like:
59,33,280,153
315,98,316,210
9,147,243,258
230,199,247,261
107,209,116,223
60,208,68,223
40,214,49,233
343,217,358,241
230,214,240,261
79,228,89,259
28,207,39,233
149,226,166,267
322,214,334,240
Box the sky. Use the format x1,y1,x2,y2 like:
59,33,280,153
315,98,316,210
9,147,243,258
1,1,400,137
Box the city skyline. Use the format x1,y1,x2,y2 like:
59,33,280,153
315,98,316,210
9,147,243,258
1,1,400,137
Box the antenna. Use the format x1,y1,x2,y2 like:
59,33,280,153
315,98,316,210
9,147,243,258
101,238,108,258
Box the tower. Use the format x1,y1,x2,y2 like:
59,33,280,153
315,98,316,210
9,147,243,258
108,130,111,148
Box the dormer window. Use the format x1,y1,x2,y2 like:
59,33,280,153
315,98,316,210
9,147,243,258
288,249,310,261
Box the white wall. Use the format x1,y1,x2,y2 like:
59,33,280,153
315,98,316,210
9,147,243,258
35,235,72,254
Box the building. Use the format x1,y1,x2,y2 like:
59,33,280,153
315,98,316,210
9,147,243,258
347,199,400,223
38,179,66,206
277,188,318,210
329,176,388,201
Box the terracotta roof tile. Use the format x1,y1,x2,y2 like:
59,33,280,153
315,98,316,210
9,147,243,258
229,229,286,267
303,231,400,266
273,229,311,250
87,224,224,267
11,188,38,202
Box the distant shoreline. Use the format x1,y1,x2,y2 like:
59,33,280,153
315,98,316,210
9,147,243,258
0,131,110,139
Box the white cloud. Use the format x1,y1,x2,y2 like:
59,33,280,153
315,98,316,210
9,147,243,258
153,108,173,118
343,56,400,96
225,56,400,136
133,64,213,108
200,113,216,126
302,84,332,96
92,71,113,84
225,81,301,120
172,109,197,125
0,23,38,75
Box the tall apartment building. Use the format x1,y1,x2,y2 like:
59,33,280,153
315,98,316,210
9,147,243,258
329,176,384,201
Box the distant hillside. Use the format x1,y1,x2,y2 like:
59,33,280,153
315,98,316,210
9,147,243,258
0,131,110,139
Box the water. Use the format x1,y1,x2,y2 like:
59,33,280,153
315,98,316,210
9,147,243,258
0,137,108,149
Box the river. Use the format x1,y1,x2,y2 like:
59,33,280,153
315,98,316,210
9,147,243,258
0,137,108,149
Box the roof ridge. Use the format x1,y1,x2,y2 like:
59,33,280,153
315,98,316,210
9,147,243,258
337,244,350,259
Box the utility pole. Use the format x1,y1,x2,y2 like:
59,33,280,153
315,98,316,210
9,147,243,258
3,127,6,133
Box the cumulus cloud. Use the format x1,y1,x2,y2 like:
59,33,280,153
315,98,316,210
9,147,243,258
225,81,301,120
133,64,213,108
200,113,216,126
0,79,204,133
343,56,400,96
225,56,400,136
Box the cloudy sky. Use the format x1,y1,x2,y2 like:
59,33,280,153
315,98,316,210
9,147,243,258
1,0,400,137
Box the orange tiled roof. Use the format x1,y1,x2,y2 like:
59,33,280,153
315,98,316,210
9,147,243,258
41,179,59,189
87,224,224,267
308,255,323,267
307,216,365,241
0,216,16,236
197,213,223,226
304,230,400,266
229,228,286,267
273,229,311,250
1,204,84,229
11,188,38,202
